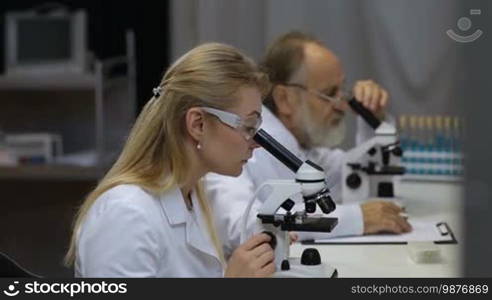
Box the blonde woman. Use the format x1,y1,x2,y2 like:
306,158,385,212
65,43,275,277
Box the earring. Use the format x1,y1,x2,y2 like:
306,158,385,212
197,143,202,150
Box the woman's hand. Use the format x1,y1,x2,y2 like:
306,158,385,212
224,233,275,277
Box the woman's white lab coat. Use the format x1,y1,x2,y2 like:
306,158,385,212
75,184,224,277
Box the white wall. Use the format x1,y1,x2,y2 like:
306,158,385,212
171,0,266,60
170,0,466,147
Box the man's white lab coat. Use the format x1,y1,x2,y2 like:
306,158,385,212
206,106,377,257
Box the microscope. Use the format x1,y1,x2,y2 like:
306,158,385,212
242,129,338,277
341,98,406,203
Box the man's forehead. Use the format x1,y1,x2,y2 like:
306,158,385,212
303,43,340,67
303,43,343,86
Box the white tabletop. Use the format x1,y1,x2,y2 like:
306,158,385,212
290,180,464,277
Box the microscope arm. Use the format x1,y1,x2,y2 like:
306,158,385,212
342,97,405,202
254,180,302,215
253,129,336,215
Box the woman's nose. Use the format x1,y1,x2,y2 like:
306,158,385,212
250,138,261,149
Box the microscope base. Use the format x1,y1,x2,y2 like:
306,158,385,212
274,258,338,278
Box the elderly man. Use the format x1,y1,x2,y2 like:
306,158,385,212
206,31,411,257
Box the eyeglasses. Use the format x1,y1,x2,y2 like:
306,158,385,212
201,107,262,141
283,83,350,105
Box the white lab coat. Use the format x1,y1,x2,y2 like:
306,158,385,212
75,184,224,277
206,106,379,258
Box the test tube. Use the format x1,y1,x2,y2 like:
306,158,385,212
425,116,435,151
399,114,408,149
416,116,426,174
418,116,426,150
409,115,418,151
434,115,445,175
405,115,418,174
443,116,453,175
425,116,436,174
452,116,463,176
434,115,444,151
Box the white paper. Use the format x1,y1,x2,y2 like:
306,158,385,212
313,220,454,244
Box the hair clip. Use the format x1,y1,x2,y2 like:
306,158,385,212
153,86,163,98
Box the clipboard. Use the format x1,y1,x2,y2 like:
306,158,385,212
434,222,458,244
302,221,457,245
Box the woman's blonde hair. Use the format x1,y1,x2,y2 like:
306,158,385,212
65,42,270,267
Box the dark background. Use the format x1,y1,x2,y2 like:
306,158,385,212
462,0,492,278
0,0,170,277
0,0,170,112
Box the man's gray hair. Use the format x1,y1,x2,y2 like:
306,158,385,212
260,31,324,114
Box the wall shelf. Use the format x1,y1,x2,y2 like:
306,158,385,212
0,73,96,90
0,165,104,181
0,31,136,181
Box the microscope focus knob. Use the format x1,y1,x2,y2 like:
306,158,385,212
280,199,295,212
301,248,321,266
392,146,403,157
367,147,377,156
281,259,290,270
346,173,362,189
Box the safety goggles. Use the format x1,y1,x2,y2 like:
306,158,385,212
201,107,262,141
283,83,350,105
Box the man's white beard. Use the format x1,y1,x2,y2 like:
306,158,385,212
299,103,346,149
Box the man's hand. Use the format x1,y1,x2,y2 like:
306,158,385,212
352,80,389,120
361,200,412,234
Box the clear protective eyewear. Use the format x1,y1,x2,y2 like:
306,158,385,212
283,83,351,105
201,107,262,141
